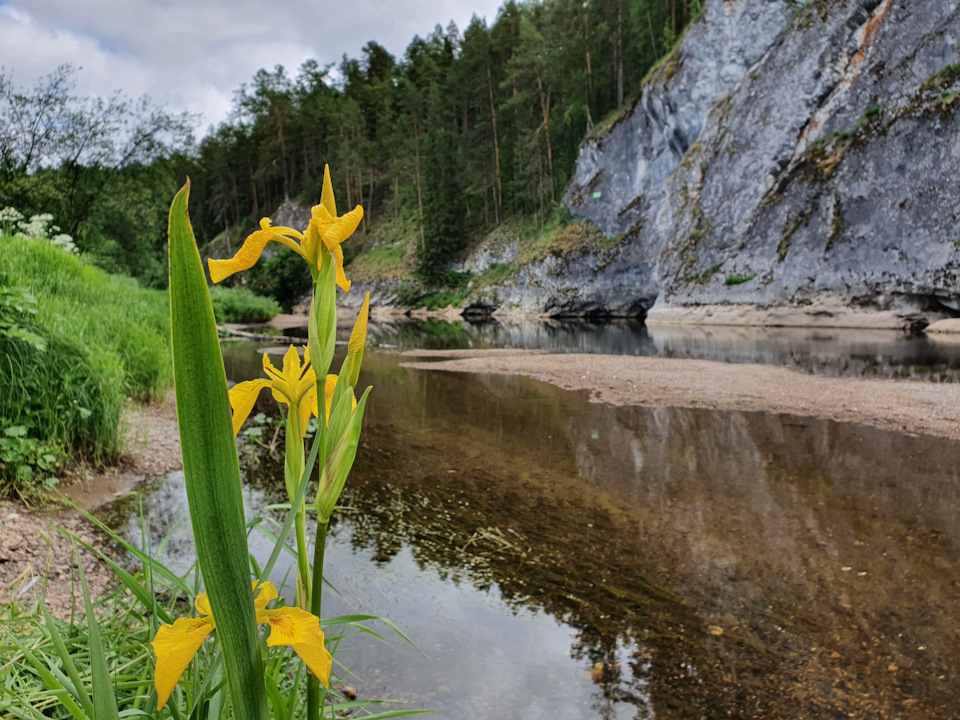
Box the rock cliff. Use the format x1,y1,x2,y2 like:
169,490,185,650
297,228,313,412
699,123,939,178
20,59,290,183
485,0,960,326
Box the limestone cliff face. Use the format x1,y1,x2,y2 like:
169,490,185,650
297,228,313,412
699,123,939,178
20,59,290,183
490,0,960,323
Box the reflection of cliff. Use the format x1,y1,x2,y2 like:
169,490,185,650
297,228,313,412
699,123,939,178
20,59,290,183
363,318,960,382
348,352,960,718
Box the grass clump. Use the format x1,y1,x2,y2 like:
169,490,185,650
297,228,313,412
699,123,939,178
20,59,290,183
0,235,171,496
210,285,282,323
346,243,411,283
683,263,723,284
724,273,757,286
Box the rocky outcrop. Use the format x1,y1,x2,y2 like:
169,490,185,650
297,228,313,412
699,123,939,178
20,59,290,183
486,0,960,324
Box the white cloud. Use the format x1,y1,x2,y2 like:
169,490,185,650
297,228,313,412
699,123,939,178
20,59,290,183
0,0,504,128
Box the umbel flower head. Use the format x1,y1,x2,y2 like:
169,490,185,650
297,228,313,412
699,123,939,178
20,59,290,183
208,164,362,291
152,581,332,711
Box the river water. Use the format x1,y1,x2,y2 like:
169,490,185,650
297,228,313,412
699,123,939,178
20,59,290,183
108,321,960,719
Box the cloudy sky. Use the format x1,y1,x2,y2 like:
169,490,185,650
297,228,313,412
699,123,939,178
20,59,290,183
0,0,504,132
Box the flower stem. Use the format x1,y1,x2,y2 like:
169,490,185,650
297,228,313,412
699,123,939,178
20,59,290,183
306,520,329,720
294,506,311,607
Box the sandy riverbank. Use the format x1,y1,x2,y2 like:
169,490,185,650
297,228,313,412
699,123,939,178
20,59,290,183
401,349,960,441
0,394,181,617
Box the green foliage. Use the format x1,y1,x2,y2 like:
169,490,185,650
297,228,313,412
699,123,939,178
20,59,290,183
474,262,514,288
0,511,422,720
0,236,170,493
397,271,472,309
347,243,410,282
243,249,315,312
169,183,269,719
684,263,723,284
926,62,960,89
0,425,64,495
211,285,283,323
0,284,46,351
1,0,698,288
724,273,757,286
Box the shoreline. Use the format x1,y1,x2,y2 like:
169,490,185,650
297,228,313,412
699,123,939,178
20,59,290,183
8,343,960,615
400,349,960,441
0,394,181,617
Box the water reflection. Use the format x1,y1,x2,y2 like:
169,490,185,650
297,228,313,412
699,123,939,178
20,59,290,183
358,317,960,381
109,346,960,719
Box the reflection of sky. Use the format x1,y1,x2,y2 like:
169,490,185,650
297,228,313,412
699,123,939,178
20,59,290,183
119,472,647,720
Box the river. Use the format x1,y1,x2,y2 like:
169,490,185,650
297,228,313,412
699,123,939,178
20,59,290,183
106,321,960,719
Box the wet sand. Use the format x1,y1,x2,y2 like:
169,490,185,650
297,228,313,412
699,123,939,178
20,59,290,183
0,394,181,617
401,349,960,440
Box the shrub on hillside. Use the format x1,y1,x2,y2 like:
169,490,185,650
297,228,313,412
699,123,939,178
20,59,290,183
210,285,282,324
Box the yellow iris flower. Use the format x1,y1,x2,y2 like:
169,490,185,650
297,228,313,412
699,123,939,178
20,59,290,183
229,345,318,437
152,581,331,711
208,165,362,291
228,345,355,436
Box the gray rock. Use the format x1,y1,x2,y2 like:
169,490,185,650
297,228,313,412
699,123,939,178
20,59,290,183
485,0,960,323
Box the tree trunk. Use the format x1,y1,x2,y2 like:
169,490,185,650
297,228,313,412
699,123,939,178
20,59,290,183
414,121,425,250
616,0,624,107
535,72,556,205
486,62,503,224
647,11,658,63
367,168,374,230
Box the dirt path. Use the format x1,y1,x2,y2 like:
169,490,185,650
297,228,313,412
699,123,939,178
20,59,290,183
401,349,960,440
0,394,181,618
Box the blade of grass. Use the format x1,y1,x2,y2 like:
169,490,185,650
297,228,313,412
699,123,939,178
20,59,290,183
12,639,88,720
55,528,173,624
76,546,120,720
40,605,94,718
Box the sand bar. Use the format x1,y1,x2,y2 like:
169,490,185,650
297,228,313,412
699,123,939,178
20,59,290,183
401,350,960,440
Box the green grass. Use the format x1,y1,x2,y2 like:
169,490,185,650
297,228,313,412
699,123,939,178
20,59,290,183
0,235,171,494
210,285,282,323
724,273,757,286
346,243,410,283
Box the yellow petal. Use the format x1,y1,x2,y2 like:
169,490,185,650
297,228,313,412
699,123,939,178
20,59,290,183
301,222,322,269
254,580,279,613
152,616,216,710
299,381,317,436
324,374,337,423
228,379,271,436
330,242,351,293
260,607,332,686
323,374,357,425
274,345,302,403
320,164,336,218
195,592,212,616
207,219,305,283
348,293,370,364
320,206,364,251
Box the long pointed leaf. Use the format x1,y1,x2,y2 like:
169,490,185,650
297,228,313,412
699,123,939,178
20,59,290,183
77,548,120,720
168,181,267,720
40,605,94,717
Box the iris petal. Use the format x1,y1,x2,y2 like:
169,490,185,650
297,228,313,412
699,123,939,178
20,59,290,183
320,164,337,218
260,607,332,686
152,616,216,710
208,219,305,283
321,207,364,252
228,379,271,437
254,581,279,612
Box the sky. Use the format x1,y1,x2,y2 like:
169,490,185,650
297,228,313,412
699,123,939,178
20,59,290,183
0,0,505,131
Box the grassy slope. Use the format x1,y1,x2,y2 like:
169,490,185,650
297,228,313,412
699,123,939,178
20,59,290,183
0,235,171,472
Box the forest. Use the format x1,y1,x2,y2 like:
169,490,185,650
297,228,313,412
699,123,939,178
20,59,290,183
0,0,697,299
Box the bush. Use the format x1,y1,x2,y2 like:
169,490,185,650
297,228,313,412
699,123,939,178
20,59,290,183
210,285,282,323
0,235,171,495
